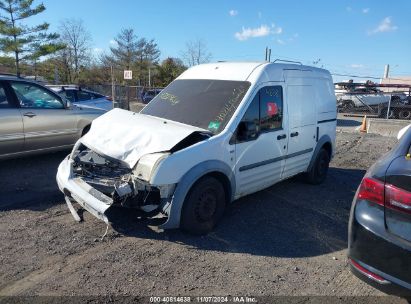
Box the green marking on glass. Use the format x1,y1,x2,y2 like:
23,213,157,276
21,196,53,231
208,121,221,130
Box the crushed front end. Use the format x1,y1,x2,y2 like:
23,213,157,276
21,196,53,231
56,144,175,224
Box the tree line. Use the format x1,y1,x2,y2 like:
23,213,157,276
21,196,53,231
0,0,212,87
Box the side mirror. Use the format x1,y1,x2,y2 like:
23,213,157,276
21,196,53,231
237,120,258,142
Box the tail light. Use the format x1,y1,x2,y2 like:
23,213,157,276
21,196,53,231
106,96,113,101
358,177,411,214
385,184,411,215
358,177,384,206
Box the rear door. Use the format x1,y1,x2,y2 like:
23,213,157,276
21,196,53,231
10,81,79,151
0,81,24,155
283,71,317,178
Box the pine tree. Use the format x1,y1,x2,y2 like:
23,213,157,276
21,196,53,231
0,0,64,76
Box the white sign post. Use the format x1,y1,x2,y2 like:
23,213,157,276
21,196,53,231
124,70,132,80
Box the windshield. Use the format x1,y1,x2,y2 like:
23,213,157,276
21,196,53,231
141,79,250,134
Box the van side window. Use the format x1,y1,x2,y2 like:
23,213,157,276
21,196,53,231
236,93,260,142
235,86,283,143
260,86,283,131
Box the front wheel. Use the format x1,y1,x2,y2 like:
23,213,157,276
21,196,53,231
181,176,226,235
338,100,355,112
305,148,330,185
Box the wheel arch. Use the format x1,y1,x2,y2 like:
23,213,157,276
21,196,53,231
81,124,91,136
307,135,333,173
159,160,235,230
204,171,232,206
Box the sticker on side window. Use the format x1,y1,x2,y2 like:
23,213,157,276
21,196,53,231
267,102,278,116
208,121,221,131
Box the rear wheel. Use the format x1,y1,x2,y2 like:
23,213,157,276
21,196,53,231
398,109,411,120
181,176,226,235
305,148,330,185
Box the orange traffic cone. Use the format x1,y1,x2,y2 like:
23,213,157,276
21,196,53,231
360,115,367,133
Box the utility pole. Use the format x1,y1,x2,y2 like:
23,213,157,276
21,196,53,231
265,47,272,62
384,64,390,79
111,65,115,107
148,67,151,87
54,66,58,84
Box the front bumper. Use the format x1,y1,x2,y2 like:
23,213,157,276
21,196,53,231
56,157,113,223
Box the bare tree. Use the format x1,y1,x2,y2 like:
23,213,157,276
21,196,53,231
181,39,212,67
57,18,91,83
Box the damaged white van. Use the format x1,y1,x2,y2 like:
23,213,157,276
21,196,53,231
57,61,336,234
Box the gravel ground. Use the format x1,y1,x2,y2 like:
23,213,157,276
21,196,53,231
0,132,406,302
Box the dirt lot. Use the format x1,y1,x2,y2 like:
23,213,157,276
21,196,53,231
0,132,406,302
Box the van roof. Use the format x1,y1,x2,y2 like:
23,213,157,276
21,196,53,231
178,61,330,82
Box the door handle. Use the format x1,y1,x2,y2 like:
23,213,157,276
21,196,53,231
290,132,299,137
23,112,36,118
277,134,287,140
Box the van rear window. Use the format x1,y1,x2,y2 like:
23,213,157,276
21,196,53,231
141,79,251,134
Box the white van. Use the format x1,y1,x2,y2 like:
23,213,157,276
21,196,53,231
57,61,336,234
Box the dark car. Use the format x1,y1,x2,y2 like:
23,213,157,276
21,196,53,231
348,126,411,299
142,88,162,104
48,85,113,111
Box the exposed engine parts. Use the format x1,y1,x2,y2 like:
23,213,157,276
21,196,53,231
72,145,164,209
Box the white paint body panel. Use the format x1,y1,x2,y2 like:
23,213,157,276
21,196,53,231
73,62,336,191
80,108,205,168
58,61,336,226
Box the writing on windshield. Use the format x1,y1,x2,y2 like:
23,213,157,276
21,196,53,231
141,79,251,134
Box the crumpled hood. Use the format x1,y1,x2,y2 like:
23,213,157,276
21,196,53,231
80,108,205,168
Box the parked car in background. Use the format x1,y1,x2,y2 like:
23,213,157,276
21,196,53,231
0,76,105,160
57,61,336,235
142,88,162,104
337,87,391,109
335,81,410,110
348,126,411,299
48,85,113,111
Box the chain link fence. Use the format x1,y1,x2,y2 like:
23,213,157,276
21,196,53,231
86,82,411,120
336,84,411,120
86,84,163,111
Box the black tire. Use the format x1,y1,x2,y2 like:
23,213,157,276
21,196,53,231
305,148,330,185
181,176,226,235
339,100,355,112
398,109,411,120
